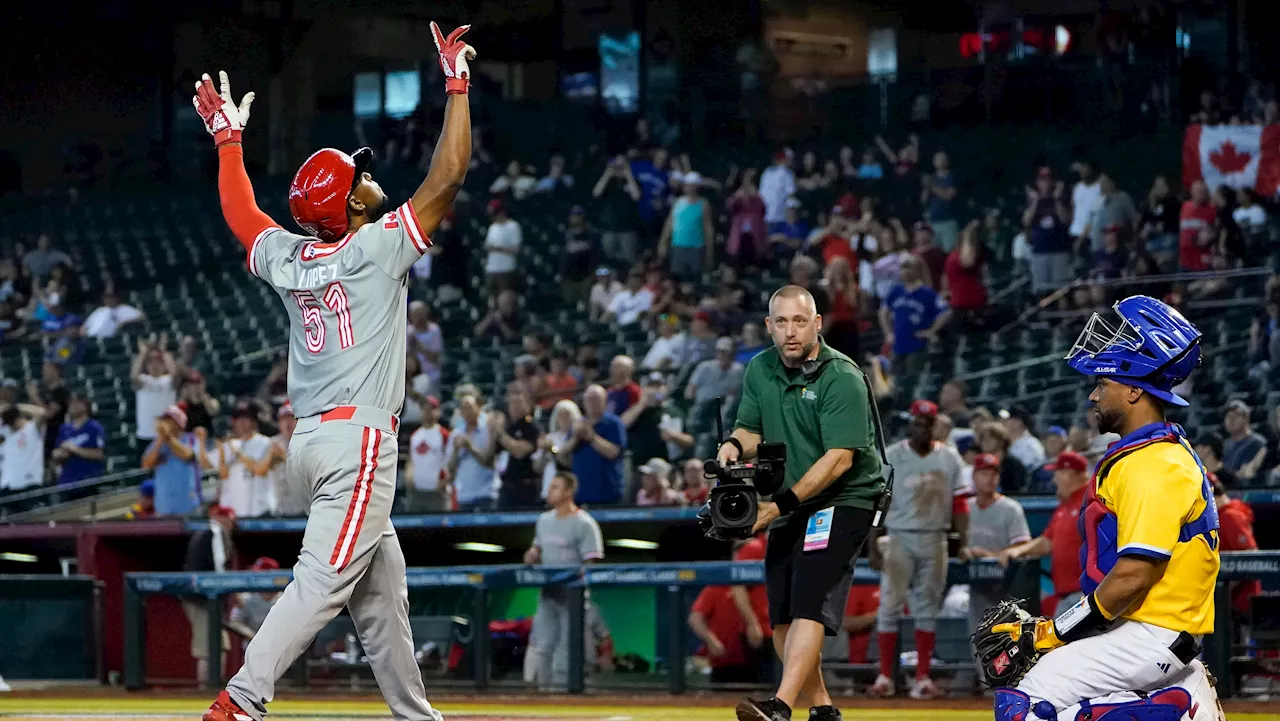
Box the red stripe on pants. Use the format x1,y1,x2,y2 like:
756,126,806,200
330,427,372,567
339,430,381,571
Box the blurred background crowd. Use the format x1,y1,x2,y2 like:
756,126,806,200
2,0,1280,699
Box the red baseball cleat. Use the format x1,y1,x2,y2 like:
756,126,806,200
202,691,254,721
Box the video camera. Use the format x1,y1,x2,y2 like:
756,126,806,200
696,397,788,541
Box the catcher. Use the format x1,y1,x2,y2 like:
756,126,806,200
972,296,1224,721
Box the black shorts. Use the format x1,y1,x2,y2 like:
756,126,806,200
765,505,873,636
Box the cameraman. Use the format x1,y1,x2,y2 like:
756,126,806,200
721,286,884,721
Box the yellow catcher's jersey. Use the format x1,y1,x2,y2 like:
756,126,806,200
1095,439,1219,635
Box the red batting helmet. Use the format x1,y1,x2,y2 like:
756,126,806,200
288,147,374,241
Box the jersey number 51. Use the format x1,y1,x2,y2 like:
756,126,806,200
291,282,354,353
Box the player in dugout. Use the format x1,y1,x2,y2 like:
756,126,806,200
973,296,1225,721
716,285,887,721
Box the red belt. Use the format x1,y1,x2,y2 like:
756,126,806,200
320,405,400,433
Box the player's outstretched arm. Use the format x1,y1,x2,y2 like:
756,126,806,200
192,71,280,253
410,22,476,235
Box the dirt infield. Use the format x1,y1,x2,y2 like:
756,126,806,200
0,689,1276,720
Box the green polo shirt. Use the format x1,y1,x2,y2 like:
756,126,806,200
734,340,884,527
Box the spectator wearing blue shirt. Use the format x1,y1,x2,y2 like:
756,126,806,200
52,393,105,490
735,323,769,365
141,405,201,517
878,256,951,379
857,150,884,180
767,199,809,262
922,151,959,251
630,147,672,238
564,385,626,505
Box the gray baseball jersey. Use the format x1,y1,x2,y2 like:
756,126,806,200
528,509,605,690
966,494,1033,639
248,201,431,418
226,203,442,721
882,440,964,532
535,509,605,566
965,495,1032,553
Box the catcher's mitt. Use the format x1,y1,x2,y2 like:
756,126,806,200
971,599,1042,687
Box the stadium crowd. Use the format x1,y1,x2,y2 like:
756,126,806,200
2,78,1280,527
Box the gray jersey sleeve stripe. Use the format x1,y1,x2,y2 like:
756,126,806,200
248,226,282,277
399,202,431,254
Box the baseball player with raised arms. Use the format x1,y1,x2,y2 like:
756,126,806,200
972,295,1224,721
194,22,475,721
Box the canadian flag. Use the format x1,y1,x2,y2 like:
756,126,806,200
1183,124,1280,196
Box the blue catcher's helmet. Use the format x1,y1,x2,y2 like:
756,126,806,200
1066,295,1202,407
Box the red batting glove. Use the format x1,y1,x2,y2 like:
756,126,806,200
192,71,255,147
431,22,477,95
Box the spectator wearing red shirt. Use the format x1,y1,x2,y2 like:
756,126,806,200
821,257,862,359
818,207,856,270
1213,478,1261,615
1178,180,1216,272
680,458,710,506
688,535,772,683
942,221,987,325
911,222,947,290
840,584,880,662
731,535,771,649
999,450,1088,615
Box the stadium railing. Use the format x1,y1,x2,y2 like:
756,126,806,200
123,552,1277,697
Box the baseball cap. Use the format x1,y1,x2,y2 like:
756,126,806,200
569,204,585,216
913,221,934,235
1224,399,1251,415
1046,425,1068,438
785,196,802,209
1037,166,1053,179
909,399,939,418
693,310,714,324
230,400,258,420
158,405,188,429
424,395,441,408
1,378,17,389
251,557,281,571
1104,223,1122,234
139,479,155,498
716,336,736,352
638,458,672,477
774,151,788,163
683,171,703,186
973,453,1001,471
955,434,977,455
185,369,205,384
1045,450,1088,473
645,371,665,386
486,198,505,214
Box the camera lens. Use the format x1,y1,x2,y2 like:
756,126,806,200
716,490,751,523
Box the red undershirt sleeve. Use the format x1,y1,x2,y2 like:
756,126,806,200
218,144,280,253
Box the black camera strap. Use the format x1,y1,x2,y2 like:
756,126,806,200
861,373,895,529
804,355,895,528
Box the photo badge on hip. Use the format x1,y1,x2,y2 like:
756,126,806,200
803,507,835,551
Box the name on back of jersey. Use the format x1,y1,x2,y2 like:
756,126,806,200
297,263,339,289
